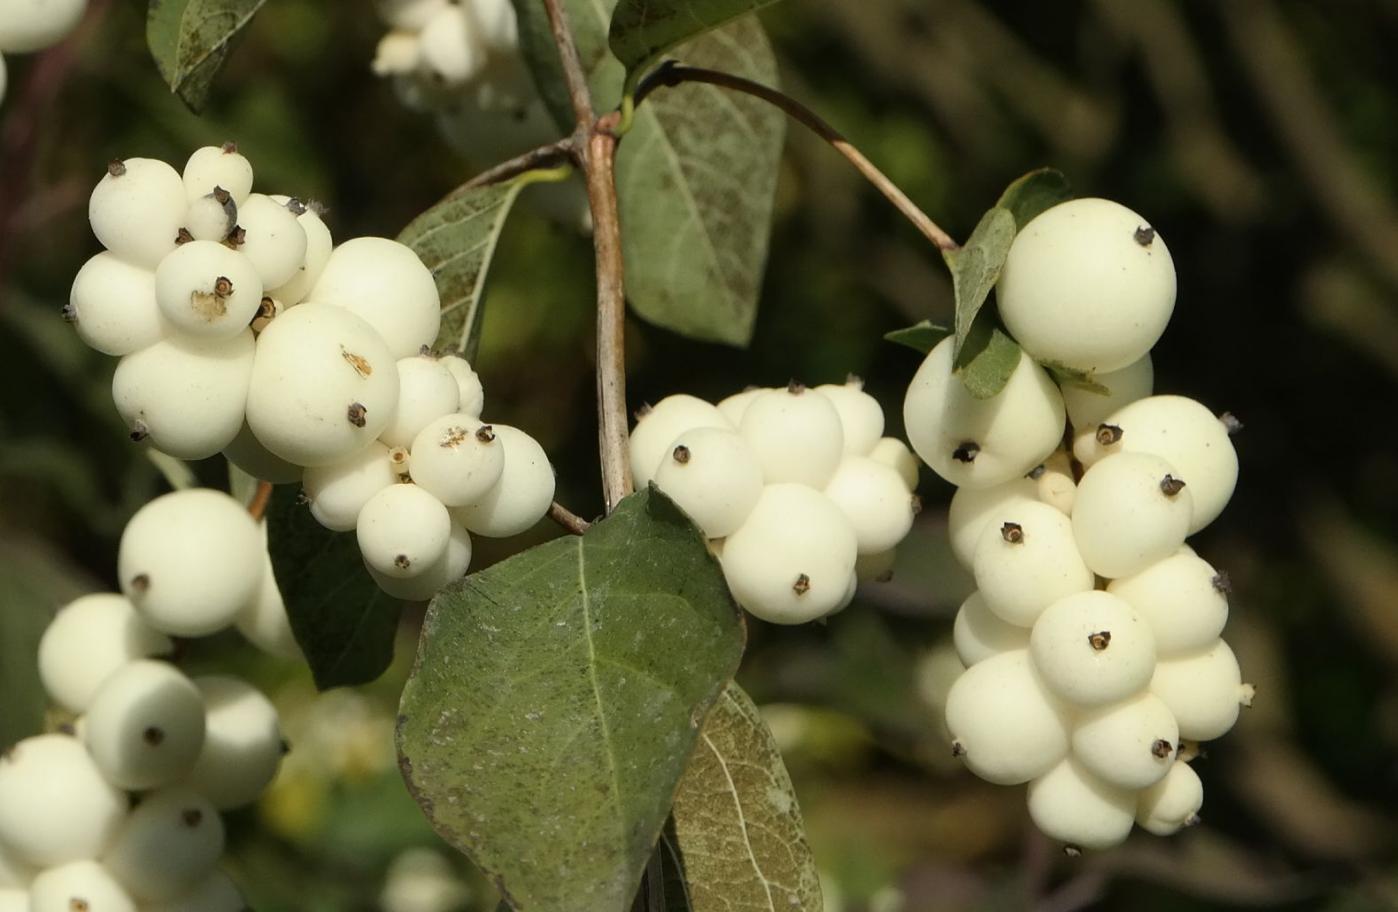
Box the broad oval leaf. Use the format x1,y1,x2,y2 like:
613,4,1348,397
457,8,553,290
399,177,529,360
397,488,745,912
996,167,1072,231
667,683,822,912
609,0,784,76
265,485,405,690
947,205,1015,362
884,319,952,355
953,315,1022,400
146,0,267,112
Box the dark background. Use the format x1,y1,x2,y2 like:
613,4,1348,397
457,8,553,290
1,1,1396,909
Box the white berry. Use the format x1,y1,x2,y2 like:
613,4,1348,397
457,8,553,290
1107,548,1229,658
450,424,554,538
439,355,484,418
184,676,283,810
653,426,764,539
304,441,398,532
1136,760,1204,835
1061,353,1153,430
952,590,1029,667
381,354,461,448
68,252,164,356
183,191,235,242
358,483,452,578
38,592,171,713
182,144,253,205
866,436,919,491
1026,758,1134,850
1030,590,1157,708
973,501,1093,627
1072,692,1179,790
419,4,484,83
0,890,20,912
409,415,506,507
0,0,87,52
947,476,1038,570
154,239,264,340
823,456,915,555
103,787,224,903
716,387,763,428
630,394,730,487
29,860,135,912
738,385,845,488
1149,639,1251,741
267,196,333,304
944,649,1069,785
815,379,884,455
368,520,472,601
1035,450,1076,515
0,734,126,866
308,237,441,359
234,194,307,290
1072,451,1193,579
235,548,302,660
89,158,187,268
84,660,206,791
221,421,303,484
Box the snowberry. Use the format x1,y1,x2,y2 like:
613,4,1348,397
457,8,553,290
409,415,506,507
368,520,472,601
944,649,1070,784
221,421,302,484
823,456,915,555
0,0,87,53
89,158,187,268
230,193,307,289
471,0,518,50
439,355,484,418
373,29,422,75
38,592,171,712
1030,591,1157,708
952,590,1029,667
183,190,235,242
103,787,224,902
972,500,1093,627
236,549,302,660
1136,760,1203,835
0,891,20,912
303,442,397,531
1107,548,1229,657
376,0,449,30
1072,692,1179,790
866,436,919,491
112,330,254,459
946,476,1037,569
182,144,253,205
246,303,400,465
308,237,441,359
629,394,729,487
380,354,461,448
739,385,845,488
1061,353,1153,431
29,860,135,912
118,489,264,637
83,660,206,791
653,426,764,539
143,870,244,912
716,387,763,428
154,239,264,339
1149,639,1251,741
450,424,554,537
267,195,333,304
998,198,1176,373
68,252,165,356
1035,450,1076,515
419,5,484,83
1026,758,1134,851
1072,452,1193,579
815,379,884,455
358,483,452,578
184,676,283,809
720,483,858,624
903,336,1065,488
0,734,126,866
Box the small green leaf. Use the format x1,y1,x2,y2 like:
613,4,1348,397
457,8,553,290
996,167,1072,231
954,315,1022,400
947,206,1015,362
1043,361,1111,396
397,488,745,912
669,683,822,912
265,485,404,690
609,0,783,75
884,319,952,355
146,0,267,112
399,178,528,361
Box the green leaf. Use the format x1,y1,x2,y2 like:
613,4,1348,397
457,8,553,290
1043,361,1111,396
399,178,529,361
954,315,1022,400
884,319,952,355
995,167,1071,231
511,0,627,131
947,206,1015,362
146,0,267,112
669,683,822,912
609,0,783,75
265,485,405,690
397,488,746,912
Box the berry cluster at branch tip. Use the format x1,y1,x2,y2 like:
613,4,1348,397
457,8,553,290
69,145,556,599
0,488,291,911
0,0,89,107
632,379,920,625
904,197,1250,851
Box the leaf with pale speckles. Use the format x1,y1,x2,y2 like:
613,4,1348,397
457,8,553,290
609,0,784,77
147,0,267,111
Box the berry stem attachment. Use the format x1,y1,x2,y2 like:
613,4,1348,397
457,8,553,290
547,501,592,536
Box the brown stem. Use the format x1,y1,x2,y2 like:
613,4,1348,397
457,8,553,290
461,139,575,190
247,481,274,522
635,63,961,253
547,500,592,535
541,0,594,127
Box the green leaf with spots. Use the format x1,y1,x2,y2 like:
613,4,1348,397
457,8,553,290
884,319,952,355
146,0,267,112
996,167,1072,230
396,488,745,912
265,485,405,690
946,206,1015,362
609,0,784,76
953,315,1022,400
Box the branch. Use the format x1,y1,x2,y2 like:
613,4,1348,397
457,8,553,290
635,62,961,253
547,500,592,535
248,481,273,522
462,139,575,190
542,0,594,128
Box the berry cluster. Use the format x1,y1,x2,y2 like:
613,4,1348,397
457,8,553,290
372,0,519,97
905,198,1251,850
69,145,556,598
0,0,87,106
633,381,920,625
0,489,289,911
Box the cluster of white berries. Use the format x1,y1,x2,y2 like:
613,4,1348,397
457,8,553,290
68,144,556,598
372,0,519,102
0,489,290,911
0,0,88,106
905,198,1251,850
632,380,920,625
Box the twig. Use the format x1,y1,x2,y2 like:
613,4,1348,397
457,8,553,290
635,62,961,253
247,481,274,522
461,139,575,191
547,501,592,535
542,0,594,128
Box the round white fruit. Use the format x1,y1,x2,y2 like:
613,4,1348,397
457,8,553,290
183,192,235,242
143,870,244,912
184,676,283,809
739,385,845,488
716,387,763,428
246,303,400,466
903,336,1065,488
653,426,764,539
1136,760,1204,835
368,520,472,601
1060,353,1153,431
450,424,554,538
1071,451,1193,579
944,649,1069,785
470,0,518,50
304,442,398,531
973,499,1094,627
630,394,730,487
952,590,1029,667
1071,692,1179,790
1030,591,1157,708
1035,452,1076,516
267,196,333,304
182,144,253,204
419,4,484,83
815,380,884,455
29,860,135,912
1107,548,1229,658
103,787,223,902
154,239,264,339
998,198,1176,373
720,483,858,624
1149,639,1250,741
358,483,452,578
235,194,308,289
38,592,171,712
236,549,302,660
381,354,461,448
84,660,206,791
0,889,21,912
947,476,1038,570
372,28,422,75
823,456,915,555
1026,758,1134,850
118,488,264,637
439,355,484,418
68,252,165,356
408,415,505,507
89,158,186,268
0,734,127,866
866,436,919,491
307,237,441,359
221,421,302,484
0,0,88,53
